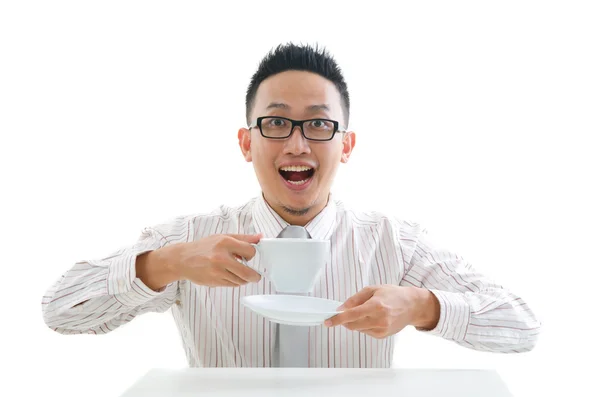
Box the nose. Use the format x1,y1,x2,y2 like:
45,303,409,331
283,125,311,155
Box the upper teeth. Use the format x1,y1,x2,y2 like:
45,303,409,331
280,165,312,172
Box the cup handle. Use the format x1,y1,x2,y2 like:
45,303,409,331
241,243,267,277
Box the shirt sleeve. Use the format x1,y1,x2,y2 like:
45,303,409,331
399,228,541,353
41,218,189,335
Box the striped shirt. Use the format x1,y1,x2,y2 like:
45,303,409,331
42,195,541,367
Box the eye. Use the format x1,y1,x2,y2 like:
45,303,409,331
310,120,328,129
269,118,288,127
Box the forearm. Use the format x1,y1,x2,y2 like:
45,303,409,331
457,288,540,352
413,286,541,352
402,231,541,352
42,228,181,334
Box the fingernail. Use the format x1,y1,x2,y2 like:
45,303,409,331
324,320,332,327
336,305,345,311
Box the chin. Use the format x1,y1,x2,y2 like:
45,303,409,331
280,196,312,211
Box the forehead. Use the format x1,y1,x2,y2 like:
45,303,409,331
252,70,344,119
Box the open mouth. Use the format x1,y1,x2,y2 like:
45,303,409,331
278,165,315,186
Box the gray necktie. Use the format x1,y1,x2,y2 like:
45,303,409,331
271,225,312,368
272,293,310,367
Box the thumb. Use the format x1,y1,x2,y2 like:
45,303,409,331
338,287,376,311
226,233,263,243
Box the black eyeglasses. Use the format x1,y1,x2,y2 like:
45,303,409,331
248,116,347,142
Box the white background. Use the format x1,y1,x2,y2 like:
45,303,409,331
1,1,599,396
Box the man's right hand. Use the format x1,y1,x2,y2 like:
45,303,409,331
136,234,263,291
173,234,263,287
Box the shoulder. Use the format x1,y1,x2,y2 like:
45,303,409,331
333,198,424,236
187,198,255,225
145,198,257,244
333,199,427,263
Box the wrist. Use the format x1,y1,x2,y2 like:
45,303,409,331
410,287,441,330
150,244,182,284
136,244,182,291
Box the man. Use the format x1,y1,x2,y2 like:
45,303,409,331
42,43,540,368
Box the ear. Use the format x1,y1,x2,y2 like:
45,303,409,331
340,131,356,163
238,128,252,162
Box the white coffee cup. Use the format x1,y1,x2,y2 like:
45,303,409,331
244,238,329,293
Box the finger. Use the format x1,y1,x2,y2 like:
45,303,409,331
337,286,376,311
225,233,263,244
225,238,259,261
215,279,239,288
198,278,238,288
363,329,388,339
325,302,375,327
341,317,380,332
225,259,262,283
220,268,250,285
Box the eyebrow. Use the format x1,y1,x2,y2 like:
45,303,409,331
306,104,330,112
266,102,290,110
265,103,331,112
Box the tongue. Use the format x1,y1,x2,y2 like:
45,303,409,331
285,170,311,182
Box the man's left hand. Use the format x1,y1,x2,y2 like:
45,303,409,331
324,285,440,339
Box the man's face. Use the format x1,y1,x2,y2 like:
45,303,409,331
239,70,355,222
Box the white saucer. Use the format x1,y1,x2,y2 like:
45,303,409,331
241,294,343,326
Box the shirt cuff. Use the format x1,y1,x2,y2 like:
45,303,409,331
418,289,470,341
106,245,175,307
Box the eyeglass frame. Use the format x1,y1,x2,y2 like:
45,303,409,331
248,116,347,142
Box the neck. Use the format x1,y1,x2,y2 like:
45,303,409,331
264,194,329,226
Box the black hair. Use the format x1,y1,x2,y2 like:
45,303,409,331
245,43,350,127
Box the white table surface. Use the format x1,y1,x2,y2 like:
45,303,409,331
119,368,514,396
